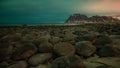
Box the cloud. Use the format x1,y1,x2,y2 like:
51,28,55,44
79,0,120,14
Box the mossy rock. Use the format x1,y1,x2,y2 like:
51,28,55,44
75,41,96,57
83,61,104,68
92,57,120,68
51,55,86,68
6,61,27,68
53,42,75,56
96,65,113,68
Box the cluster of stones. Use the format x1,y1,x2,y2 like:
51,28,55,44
0,24,120,68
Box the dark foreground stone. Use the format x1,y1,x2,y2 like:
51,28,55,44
51,55,86,68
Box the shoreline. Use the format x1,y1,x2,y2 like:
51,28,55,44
0,22,120,26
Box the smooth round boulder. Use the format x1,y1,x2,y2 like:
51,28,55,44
53,42,75,56
28,53,52,66
51,55,86,68
38,42,53,53
75,41,96,57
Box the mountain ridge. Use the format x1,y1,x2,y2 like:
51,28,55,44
65,14,120,24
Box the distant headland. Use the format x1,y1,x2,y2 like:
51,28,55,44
65,14,120,24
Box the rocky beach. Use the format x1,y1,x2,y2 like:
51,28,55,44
0,23,120,68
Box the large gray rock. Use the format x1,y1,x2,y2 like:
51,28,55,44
28,53,53,66
75,41,96,57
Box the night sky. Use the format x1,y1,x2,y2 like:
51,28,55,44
0,0,120,24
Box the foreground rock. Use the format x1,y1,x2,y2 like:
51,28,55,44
28,53,53,66
6,61,27,68
1,33,22,43
98,45,120,57
38,42,53,53
96,65,113,68
75,41,96,57
85,56,120,68
92,57,120,68
53,42,75,56
63,33,77,44
30,64,49,68
12,42,37,60
51,55,86,68
93,35,112,50
50,36,61,45
0,42,13,61
0,61,9,68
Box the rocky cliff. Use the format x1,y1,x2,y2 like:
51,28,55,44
65,14,120,24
